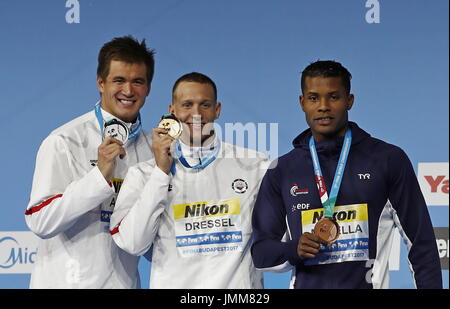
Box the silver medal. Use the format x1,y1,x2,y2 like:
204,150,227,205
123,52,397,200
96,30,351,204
103,119,129,144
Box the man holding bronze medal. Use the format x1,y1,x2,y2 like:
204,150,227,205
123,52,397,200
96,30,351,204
251,60,442,288
110,72,268,288
25,36,155,288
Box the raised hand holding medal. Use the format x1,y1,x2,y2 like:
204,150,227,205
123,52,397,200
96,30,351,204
152,114,183,175
94,102,134,183
157,113,183,139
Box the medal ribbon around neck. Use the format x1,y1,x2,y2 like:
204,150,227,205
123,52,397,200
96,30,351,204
172,139,221,172
309,128,352,218
94,101,142,142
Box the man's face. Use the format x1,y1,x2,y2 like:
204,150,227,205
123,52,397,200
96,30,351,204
300,76,354,142
97,60,150,123
169,81,221,145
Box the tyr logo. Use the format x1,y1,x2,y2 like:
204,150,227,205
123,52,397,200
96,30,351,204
358,173,371,180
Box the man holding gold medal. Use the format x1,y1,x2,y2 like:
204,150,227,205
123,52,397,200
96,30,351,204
25,36,155,288
110,72,268,288
251,60,442,288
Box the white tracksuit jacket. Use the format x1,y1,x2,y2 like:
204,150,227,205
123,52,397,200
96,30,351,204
110,137,268,288
25,107,153,288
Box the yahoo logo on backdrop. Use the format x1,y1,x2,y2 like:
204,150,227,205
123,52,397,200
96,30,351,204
418,162,449,206
0,232,39,274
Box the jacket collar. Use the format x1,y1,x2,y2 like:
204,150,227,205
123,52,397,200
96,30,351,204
292,121,370,154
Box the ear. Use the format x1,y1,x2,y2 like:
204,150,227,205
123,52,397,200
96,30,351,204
299,95,306,112
146,84,151,97
347,94,355,111
214,102,222,120
97,77,105,94
168,104,175,114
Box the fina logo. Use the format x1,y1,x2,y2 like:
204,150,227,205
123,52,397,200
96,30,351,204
0,235,37,271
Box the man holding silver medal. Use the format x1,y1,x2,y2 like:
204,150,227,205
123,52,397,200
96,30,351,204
251,60,442,288
25,36,155,288
111,72,269,288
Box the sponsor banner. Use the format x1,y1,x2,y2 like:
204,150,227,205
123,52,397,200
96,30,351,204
173,198,243,257
418,162,449,206
100,178,123,228
176,231,243,247
302,204,369,266
0,231,39,274
434,227,449,270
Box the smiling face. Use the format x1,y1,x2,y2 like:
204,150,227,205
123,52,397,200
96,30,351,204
300,76,354,142
97,59,150,123
169,81,221,146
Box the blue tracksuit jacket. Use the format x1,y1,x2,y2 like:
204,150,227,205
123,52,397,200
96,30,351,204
251,122,442,289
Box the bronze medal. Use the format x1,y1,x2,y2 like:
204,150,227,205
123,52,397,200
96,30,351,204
158,114,182,139
314,217,340,244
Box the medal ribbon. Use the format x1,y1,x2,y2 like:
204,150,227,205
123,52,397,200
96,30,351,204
309,128,352,218
94,101,142,142
173,139,221,171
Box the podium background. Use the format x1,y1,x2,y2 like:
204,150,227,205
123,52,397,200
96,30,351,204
0,0,448,289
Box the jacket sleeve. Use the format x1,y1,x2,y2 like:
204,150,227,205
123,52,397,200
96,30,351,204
25,134,114,239
110,164,170,256
251,165,301,272
387,147,442,289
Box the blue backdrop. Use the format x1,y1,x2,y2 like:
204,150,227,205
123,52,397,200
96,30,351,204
0,0,448,289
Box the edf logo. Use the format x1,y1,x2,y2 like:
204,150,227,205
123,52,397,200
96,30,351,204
292,203,311,212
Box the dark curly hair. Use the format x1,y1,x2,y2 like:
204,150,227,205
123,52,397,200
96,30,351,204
301,60,352,95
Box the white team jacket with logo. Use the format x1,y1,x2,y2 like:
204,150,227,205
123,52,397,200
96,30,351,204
25,108,153,288
111,138,268,288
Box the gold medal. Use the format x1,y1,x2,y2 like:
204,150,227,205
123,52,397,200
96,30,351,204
314,217,340,244
158,114,182,139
